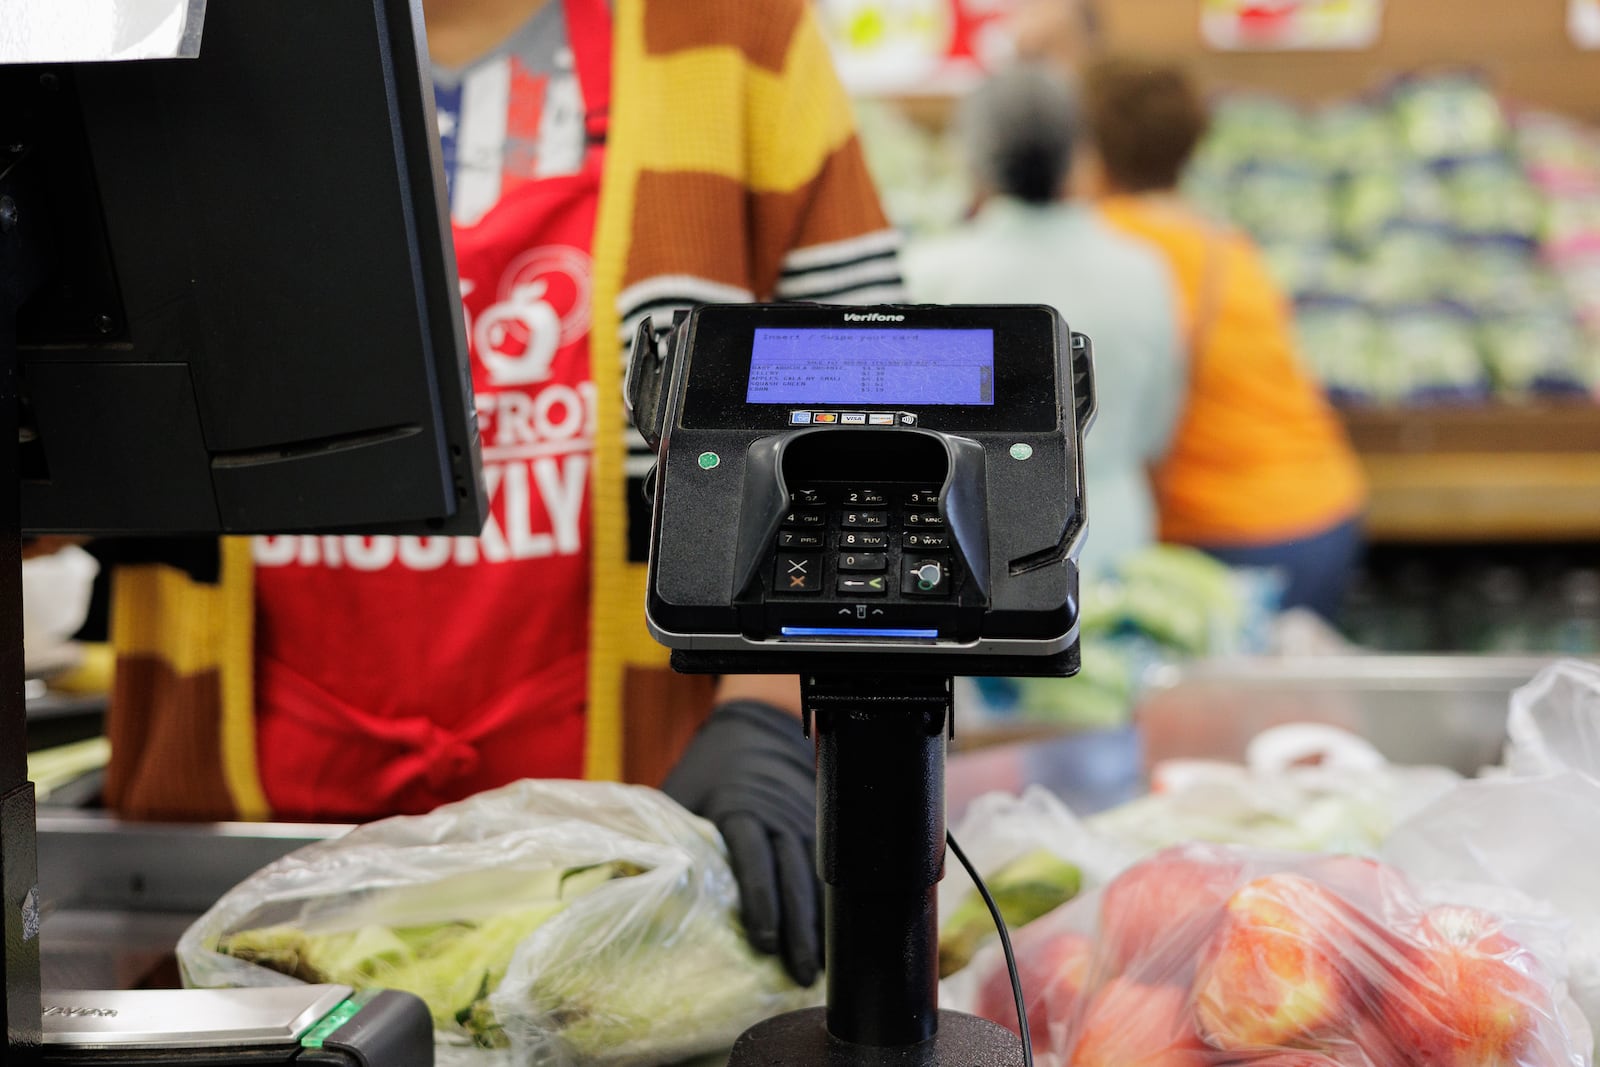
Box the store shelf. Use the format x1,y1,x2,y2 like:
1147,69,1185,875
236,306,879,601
1341,403,1600,542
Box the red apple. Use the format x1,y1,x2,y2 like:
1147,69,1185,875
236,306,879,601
1099,846,1243,981
975,928,1092,1049
1382,906,1554,1067
1193,873,1358,1050
1068,978,1208,1067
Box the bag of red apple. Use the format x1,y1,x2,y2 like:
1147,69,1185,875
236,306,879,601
947,842,1593,1067
1382,771,1600,1059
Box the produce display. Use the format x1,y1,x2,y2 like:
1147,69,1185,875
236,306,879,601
1186,73,1600,404
956,845,1591,1066
1516,110,1600,389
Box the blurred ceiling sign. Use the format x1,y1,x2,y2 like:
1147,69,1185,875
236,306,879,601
1573,0,1600,48
1201,0,1384,52
817,0,1015,95
0,0,205,64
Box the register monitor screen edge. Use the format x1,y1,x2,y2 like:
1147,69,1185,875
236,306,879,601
8,0,486,537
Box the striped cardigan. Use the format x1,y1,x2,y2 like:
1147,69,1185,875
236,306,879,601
105,0,903,819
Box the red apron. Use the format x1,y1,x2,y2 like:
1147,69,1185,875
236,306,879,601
252,0,611,821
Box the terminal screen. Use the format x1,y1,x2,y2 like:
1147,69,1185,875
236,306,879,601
745,328,995,406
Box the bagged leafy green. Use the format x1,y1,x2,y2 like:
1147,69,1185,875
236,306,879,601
1389,72,1509,162
1445,158,1544,240
178,780,816,1066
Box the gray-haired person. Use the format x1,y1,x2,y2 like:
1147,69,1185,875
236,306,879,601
903,64,1183,578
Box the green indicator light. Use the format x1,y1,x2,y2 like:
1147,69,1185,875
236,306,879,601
1009,443,1033,461
697,452,721,470
300,999,364,1049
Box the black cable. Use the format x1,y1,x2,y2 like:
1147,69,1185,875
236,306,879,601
946,829,1034,1067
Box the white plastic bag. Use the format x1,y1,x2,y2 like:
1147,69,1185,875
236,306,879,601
939,785,1136,921
1505,659,1600,781
1088,724,1460,856
1384,771,1600,1055
936,787,1138,979
177,780,817,1066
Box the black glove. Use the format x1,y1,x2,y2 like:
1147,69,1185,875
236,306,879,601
662,700,821,986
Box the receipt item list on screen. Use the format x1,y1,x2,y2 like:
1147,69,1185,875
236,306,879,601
745,327,996,406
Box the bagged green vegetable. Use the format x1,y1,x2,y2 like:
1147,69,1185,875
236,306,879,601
177,780,816,1066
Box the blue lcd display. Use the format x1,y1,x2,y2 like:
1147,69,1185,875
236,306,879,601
746,328,995,406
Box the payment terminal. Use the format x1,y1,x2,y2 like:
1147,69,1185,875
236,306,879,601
629,303,1095,674
629,303,1095,1066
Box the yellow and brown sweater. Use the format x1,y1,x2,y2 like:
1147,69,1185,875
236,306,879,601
107,0,902,820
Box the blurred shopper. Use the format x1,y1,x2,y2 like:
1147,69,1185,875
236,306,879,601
1007,0,1101,74
1081,57,1367,619
104,0,904,987
903,65,1182,578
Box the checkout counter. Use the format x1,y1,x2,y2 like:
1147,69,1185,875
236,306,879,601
32,653,1551,999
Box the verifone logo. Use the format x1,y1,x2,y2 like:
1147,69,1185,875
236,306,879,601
843,312,905,322
45,1004,119,1018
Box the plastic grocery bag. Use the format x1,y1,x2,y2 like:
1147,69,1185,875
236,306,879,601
1384,771,1600,1057
1086,724,1460,856
947,842,1593,1066
1504,660,1600,781
936,787,1138,977
177,780,817,1066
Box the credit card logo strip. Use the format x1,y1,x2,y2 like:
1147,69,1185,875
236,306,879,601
868,412,896,426
840,412,867,425
812,412,839,424
789,411,813,424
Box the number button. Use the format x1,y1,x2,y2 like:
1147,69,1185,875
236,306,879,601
778,531,823,549
840,532,887,548
775,554,822,593
841,511,888,529
903,531,949,550
843,488,886,506
791,487,826,507
782,510,826,528
837,552,887,573
904,510,945,528
905,488,941,507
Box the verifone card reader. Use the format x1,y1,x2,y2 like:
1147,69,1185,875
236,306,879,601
629,305,1097,1064
628,303,1096,671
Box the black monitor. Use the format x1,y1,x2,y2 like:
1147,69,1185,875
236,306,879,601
2,0,486,1057
4,0,486,536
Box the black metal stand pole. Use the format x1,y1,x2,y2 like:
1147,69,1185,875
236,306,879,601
815,673,946,1046
0,163,42,1063
727,673,1023,1066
